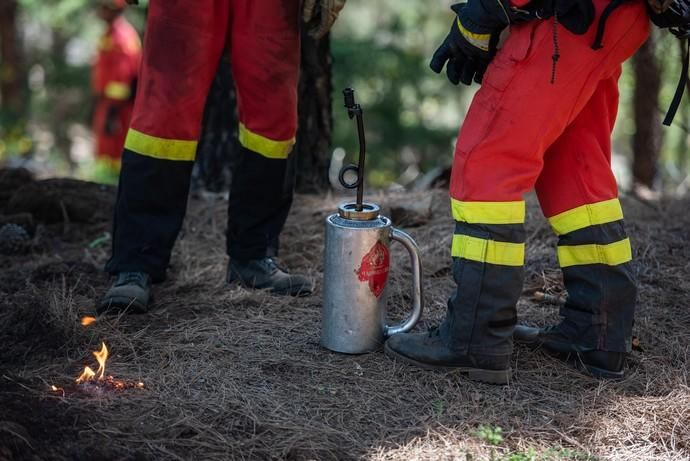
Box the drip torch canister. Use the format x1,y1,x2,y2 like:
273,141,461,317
321,88,424,354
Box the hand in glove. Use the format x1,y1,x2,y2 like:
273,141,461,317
430,3,508,85
648,0,675,14
303,0,347,39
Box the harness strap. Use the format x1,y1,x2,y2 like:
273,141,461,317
663,38,690,125
591,0,629,49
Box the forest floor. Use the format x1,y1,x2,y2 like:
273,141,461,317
0,168,688,461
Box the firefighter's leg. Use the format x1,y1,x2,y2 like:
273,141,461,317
385,0,648,381
524,73,636,370
105,1,229,285
225,0,312,296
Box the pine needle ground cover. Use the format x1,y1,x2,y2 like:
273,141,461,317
0,183,688,461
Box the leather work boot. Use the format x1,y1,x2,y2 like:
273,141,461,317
227,257,314,296
514,323,626,380
384,328,512,384
98,272,152,315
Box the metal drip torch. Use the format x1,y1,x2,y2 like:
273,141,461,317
321,88,424,354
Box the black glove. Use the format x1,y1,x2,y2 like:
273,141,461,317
647,0,690,30
430,3,508,85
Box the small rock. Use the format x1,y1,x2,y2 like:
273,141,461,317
0,223,31,255
0,213,35,235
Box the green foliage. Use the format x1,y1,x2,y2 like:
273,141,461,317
332,0,468,187
1,0,145,174
472,425,597,461
475,425,505,446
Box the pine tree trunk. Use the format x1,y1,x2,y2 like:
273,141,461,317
632,36,661,190
193,35,333,194
0,0,25,126
294,32,333,193
192,55,238,194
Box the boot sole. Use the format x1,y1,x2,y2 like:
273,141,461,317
525,344,625,380
384,343,511,385
98,295,150,315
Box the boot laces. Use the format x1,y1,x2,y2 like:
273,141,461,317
118,272,148,287
261,258,282,275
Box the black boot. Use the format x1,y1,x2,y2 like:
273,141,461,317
514,323,626,379
385,328,512,384
227,258,313,296
98,272,152,314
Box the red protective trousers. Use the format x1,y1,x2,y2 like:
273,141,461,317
107,0,302,281
92,16,141,168
125,0,301,161
444,0,650,355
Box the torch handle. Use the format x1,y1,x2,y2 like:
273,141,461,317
384,228,424,337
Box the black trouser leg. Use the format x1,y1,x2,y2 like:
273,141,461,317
441,221,525,356
557,220,637,352
105,149,194,282
226,146,295,260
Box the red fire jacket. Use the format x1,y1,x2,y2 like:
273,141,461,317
91,15,141,166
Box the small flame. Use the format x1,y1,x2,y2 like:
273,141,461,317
80,316,97,326
76,366,96,384
51,385,58,391
72,342,143,390
75,342,108,383
93,342,108,380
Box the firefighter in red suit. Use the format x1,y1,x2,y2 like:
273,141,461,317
92,0,141,181
99,1,346,313
385,0,650,382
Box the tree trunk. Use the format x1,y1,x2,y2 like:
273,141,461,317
0,0,25,126
192,54,238,195
193,34,333,194
294,31,333,193
632,35,662,190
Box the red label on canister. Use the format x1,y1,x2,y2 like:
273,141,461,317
357,241,390,298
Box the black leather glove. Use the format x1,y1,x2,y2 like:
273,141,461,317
647,0,690,29
430,3,508,85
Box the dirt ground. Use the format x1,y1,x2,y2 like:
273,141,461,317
0,170,688,461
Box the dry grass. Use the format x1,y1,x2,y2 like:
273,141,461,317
0,190,688,461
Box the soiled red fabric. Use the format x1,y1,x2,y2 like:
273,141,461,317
92,15,141,161
129,0,301,144
449,0,649,217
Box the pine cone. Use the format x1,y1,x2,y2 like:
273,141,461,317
0,223,30,255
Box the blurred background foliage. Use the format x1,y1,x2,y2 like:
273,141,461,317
0,0,689,194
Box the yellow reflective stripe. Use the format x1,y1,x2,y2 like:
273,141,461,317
99,36,113,51
557,238,632,268
451,199,525,225
457,19,491,52
96,156,121,170
238,123,295,160
124,129,197,161
549,198,624,235
104,82,130,100
452,234,525,266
